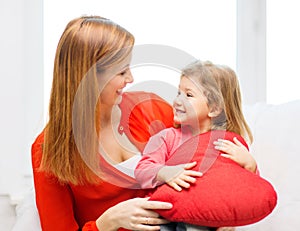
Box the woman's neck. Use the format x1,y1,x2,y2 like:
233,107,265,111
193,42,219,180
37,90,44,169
99,104,121,129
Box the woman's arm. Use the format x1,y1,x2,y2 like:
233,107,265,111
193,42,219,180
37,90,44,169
33,171,80,230
33,133,172,231
95,198,172,231
32,133,80,231
34,167,172,231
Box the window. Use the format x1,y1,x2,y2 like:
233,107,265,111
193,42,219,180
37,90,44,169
44,0,237,107
266,0,300,104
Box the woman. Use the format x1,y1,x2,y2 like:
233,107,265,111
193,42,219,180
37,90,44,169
32,15,174,231
32,15,238,231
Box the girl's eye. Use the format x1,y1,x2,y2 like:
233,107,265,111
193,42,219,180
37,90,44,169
120,70,127,75
186,93,193,97
119,68,129,76
177,91,181,96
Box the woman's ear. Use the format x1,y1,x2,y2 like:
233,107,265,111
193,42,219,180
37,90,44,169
208,106,222,118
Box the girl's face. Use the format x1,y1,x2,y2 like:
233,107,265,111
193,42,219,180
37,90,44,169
173,76,212,133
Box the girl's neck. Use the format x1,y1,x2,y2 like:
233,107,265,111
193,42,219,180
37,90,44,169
181,124,210,136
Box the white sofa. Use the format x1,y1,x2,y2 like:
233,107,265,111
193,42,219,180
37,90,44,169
237,100,300,230
11,100,300,230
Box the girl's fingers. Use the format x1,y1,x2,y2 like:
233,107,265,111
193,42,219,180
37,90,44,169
233,137,243,146
168,182,182,191
184,161,197,169
185,170,203,177
220,153,231,159
176,178,191,189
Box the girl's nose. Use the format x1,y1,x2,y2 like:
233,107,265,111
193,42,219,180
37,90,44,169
173,95,183,106
125,69,134,83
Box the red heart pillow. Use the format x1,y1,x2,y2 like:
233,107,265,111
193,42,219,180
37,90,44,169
149,130,277,227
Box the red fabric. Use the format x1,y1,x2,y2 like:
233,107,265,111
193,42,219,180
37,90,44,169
149,131,277,227
82,221,99,231
31,91,174,231
119,91,174,151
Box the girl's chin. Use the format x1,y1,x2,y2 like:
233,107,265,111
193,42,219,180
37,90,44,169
173,117,183,125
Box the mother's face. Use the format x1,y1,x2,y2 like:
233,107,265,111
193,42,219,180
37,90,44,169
98,54,134,107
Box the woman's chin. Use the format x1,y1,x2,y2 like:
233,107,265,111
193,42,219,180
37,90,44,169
115,95,123,105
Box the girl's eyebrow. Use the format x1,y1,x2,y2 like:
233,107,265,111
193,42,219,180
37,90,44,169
184,87,195,92
178,85,194,92
121,64,130,70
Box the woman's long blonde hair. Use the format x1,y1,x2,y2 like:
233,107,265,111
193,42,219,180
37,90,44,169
181,60,253,143
41,16,135,185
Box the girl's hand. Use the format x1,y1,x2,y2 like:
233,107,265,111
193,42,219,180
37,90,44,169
214,137,257,173
96,197,172,231
157,161,203,191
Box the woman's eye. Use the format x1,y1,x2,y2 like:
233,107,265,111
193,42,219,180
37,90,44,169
177,91,181,96
186,93,193,97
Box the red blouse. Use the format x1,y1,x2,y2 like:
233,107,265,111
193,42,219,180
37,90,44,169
31,91,174,231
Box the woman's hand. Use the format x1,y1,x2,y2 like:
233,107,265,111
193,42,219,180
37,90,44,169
216,227,236,231
96,197,172,231
214,137,257,173
157,161,203,191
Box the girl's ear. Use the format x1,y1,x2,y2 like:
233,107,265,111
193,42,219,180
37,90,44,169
208,106,222,118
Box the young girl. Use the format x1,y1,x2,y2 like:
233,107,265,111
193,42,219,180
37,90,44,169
135,60,257,230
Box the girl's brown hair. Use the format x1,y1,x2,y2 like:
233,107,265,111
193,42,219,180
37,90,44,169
181,60,253,143
41,16,135,185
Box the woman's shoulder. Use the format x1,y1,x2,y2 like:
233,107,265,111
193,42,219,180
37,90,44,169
119,91,174,151
31,130,45,168
121,91,172,111
120,91,173,127
122,91,166,100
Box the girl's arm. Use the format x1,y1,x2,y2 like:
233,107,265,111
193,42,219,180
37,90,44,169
135,130,170,189
157,162,202,191
214,137,257,173
135,129,201,190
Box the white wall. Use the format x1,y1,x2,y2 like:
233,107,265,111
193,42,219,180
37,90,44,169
0,0,43,195
3,0,298,196
44,0,237,112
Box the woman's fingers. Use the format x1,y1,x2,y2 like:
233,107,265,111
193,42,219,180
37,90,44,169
135,217,171,231
142,198,172,210
107,198,172,230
